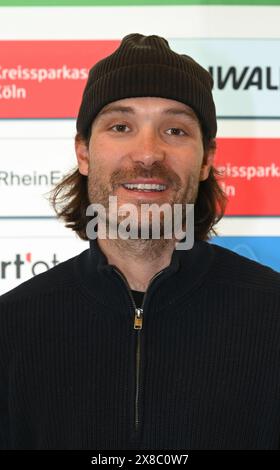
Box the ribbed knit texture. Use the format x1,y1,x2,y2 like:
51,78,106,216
76,33,217,138
0,240,280,450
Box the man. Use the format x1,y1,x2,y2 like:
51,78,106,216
0,34,279,450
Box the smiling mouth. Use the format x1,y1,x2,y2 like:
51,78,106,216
121,183,168,192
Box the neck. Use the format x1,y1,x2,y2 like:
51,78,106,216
97,237,176,291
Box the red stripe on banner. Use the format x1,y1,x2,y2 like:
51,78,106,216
0,40,120,117
215,138,280,216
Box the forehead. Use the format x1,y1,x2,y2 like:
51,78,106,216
95,97,200,123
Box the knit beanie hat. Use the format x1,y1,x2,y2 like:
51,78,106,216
76,33,217,138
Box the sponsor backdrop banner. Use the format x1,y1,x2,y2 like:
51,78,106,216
1,39,280,120
0,1,279,293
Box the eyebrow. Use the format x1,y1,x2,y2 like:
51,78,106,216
97,105,198,123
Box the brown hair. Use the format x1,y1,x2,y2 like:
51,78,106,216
49,125,227,241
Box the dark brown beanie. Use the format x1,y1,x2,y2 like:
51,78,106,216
76,33,217,138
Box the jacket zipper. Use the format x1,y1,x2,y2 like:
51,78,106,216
112,266,164,433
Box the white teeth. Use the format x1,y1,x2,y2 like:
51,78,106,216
123,183,167,191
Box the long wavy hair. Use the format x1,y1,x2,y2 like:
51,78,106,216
49,123,228,241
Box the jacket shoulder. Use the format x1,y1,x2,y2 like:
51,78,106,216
209,242,280,293
0,250,86,304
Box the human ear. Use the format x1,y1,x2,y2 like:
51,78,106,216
199,146,215,181
75,135,89,176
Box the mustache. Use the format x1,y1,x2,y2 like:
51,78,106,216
110,163,181,190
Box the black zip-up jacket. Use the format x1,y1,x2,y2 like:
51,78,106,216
0,239,280,450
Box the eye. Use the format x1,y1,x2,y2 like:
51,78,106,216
110,124,130,133
166,128,186,136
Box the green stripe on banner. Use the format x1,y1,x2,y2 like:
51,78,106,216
1,0,280,6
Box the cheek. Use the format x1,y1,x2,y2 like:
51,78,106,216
88,143,118,178
169,151,203,181
90,133,121,158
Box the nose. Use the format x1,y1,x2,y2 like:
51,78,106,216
130,126,165,167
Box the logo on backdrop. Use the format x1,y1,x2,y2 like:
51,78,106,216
208,66,279,91
0,253,59,280
0,170,63,187
170,38,280,117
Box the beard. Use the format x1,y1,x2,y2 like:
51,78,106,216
87,159,200,258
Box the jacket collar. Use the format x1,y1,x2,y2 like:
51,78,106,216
74,237,215,311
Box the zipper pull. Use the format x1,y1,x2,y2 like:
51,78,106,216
134,308,143,330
